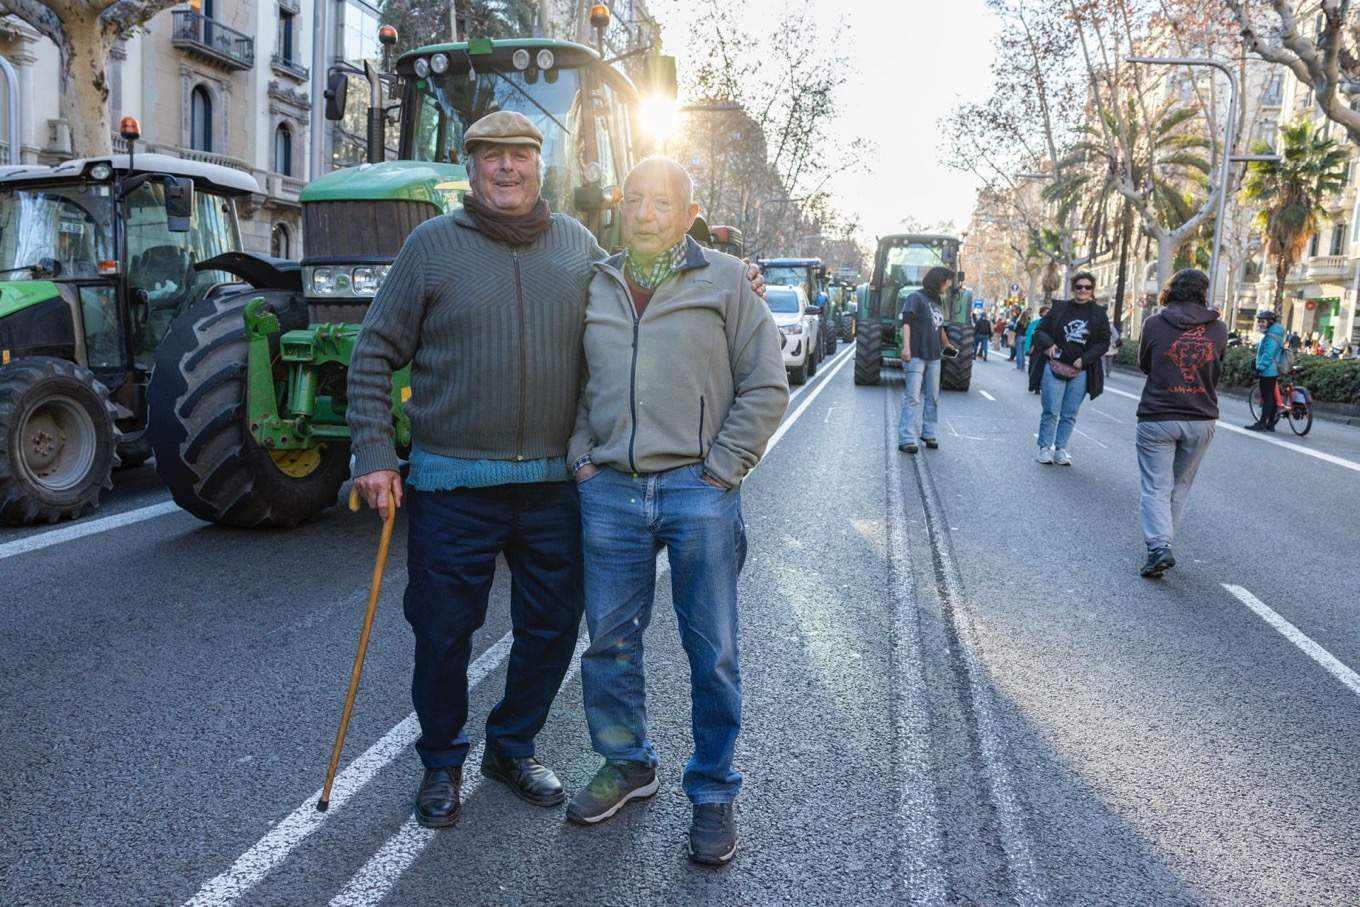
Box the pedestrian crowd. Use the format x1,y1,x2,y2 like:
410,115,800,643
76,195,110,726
898,267,1229,579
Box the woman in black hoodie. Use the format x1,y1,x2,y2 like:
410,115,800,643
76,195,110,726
1134,268,1227,577
1028,272,1111,465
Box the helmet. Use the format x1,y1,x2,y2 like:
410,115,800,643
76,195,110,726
1256,310,1278,324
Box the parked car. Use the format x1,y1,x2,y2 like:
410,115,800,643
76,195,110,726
765,285,820,384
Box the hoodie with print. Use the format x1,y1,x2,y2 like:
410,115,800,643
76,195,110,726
1136,302,1228,421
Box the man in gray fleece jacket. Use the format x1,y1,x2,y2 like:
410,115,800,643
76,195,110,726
564,157,788,865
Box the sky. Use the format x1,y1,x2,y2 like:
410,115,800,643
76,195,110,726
649,0,1003,239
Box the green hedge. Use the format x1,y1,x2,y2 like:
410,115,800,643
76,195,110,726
1121,342,1360,404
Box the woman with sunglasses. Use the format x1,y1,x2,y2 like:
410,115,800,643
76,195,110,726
1028,271,1111,466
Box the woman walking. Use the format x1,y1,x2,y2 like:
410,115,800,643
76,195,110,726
897,266,959,453
1134,269,1226,577
1013,308,1031,370
1029,272,1110,465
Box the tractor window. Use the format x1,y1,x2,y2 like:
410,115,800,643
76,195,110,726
410,67,585,216
79,284,122,369
0,186,113,278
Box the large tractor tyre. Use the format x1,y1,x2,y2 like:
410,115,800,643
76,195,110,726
147,291,350,528
826,321,838,355
0,357,120,525
940,323,974,392
853,321,883,385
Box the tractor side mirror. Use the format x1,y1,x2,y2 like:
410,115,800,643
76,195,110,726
324,70,350,121
955,270,966,284
163,176,193,233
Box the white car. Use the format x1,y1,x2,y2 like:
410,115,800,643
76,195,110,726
765,285,821,384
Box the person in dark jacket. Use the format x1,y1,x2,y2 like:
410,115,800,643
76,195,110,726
1028,272,1110,465
897,266,958,453
1134,269,1227,577
973,311,992,360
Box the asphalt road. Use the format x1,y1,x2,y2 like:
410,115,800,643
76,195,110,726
3,340,1359,906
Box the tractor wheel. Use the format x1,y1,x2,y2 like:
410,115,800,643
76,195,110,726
854,321,882,385
147,291,350,528
808,343,819,377
0,356,120,525
940,323,974,392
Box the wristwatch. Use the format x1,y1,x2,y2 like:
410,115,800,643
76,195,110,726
571,454,593,475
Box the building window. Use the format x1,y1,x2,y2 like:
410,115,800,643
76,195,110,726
1309,232,1321,257
279,10,295,61
190,85,213,151
1332,223,1347,255
274,123,292,175
271,223,290,258
1263,73,1283,104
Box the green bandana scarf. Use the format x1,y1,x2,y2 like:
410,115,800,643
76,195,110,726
624,238,689,291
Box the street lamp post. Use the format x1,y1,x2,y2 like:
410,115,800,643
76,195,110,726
1127,56,1239,310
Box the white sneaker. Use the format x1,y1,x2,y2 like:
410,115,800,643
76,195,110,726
1054,448,1073,466
1036,447,1054,464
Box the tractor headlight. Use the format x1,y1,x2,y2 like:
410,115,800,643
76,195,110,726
352,265,390,296
413,57,430,79
512,49,531,70
536,49,555,70
430,53,449,74
310,266,336,295
89,163,113,181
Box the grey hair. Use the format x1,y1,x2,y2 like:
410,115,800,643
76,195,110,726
464,145,547,185
625,155,695,206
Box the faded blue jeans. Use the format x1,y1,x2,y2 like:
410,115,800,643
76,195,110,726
577,464,747,804
898,357,941,446
1037,361,1088,451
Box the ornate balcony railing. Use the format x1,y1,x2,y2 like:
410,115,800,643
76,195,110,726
172,10,254,71
271,53,309,81
1306,254,1353,282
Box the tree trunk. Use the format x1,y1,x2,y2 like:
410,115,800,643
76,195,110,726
1113,198,1133,337
1156,233,1176,290
62,19,115,157
1273,258,1287,314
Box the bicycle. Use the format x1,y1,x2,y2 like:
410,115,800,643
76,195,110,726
1248,366,1313,436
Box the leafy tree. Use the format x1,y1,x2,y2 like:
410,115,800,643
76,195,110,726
0,0,181,155
1240,120,1350,315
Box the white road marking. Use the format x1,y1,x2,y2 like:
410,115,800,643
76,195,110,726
1072,428,1108,449
760,346,854,460
0,499,180,561
328,635,591,907
1222,584,1360,698
1103,386,1360,474
945,416,961,438
182,631,516,907
1090,408,1125,424
979,390,996,401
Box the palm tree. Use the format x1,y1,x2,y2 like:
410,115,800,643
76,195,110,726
1241,120,1351,315
1045,101,1210,325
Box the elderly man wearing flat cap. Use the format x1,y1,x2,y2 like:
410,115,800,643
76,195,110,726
347,111,761,829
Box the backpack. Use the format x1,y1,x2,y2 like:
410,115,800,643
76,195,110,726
1276,345,1294,375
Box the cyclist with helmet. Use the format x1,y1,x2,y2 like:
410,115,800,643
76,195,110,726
1247,310,1287,432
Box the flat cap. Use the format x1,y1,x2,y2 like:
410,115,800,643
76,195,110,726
463,110,543,151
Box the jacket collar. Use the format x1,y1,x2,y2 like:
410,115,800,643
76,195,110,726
598,235,712,277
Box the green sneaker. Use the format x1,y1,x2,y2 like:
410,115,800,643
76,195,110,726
565,761,658,825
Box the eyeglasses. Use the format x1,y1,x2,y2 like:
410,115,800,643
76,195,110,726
1073,284,1094,291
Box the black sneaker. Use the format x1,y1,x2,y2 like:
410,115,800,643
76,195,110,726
1140,547,1176,578
922,438,939,449
1244,422,1267,432
565,761,658,825
898,443,919,454
688,803,738,865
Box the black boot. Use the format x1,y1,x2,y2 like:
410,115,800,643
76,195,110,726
480,748,566,806
415,766,462,828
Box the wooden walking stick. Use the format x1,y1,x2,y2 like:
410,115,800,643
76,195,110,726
318,480,399,812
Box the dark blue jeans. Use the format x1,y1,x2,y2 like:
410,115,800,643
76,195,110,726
404,482,583,769
578,464,747,804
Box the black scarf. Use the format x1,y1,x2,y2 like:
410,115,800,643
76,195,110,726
462,193,552,247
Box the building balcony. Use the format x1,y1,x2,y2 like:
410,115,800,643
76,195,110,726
266,173,305,203
1306,254,1354,282
271,53,308,81
172,10,254,71
110,133,254,176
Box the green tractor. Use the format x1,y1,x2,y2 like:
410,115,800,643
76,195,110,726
145,29,671,528
0,138,265,524
853,233,974,391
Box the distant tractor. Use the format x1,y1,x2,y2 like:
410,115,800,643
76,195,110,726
689,216,744,257
853,234,974,391
146,22,674,528
0,121,266,525
757,257,834,358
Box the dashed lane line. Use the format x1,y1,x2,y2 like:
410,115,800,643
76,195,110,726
328,635,591,907
1222,584,1360,698
182,630,516,907
0,499,181,561
1102,385,1360,474
979,390,996,401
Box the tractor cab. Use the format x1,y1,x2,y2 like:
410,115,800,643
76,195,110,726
0,140,258,523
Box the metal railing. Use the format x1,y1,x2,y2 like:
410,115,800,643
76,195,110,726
271,53,308,80
171,10,255,70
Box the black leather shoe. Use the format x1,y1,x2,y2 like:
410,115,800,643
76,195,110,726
480,749,566,807
922,438,939,449
415,766,462,828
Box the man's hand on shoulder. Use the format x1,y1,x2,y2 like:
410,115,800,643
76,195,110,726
743,259,765,297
